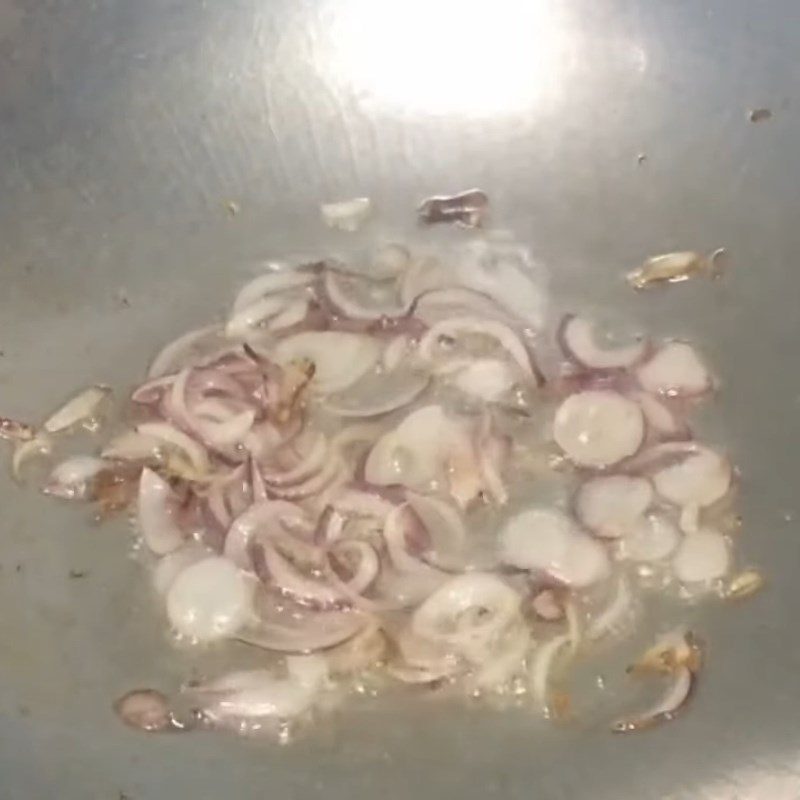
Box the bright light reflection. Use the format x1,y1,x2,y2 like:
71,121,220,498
327,0,571,115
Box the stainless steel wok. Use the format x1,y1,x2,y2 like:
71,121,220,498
1,1,799,797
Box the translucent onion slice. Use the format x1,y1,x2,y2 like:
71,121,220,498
672,529,730,584
260,541,345,606
262,434,329,486
621,513,681,563
499,507,610,588
187,655,327,722
44,456,108,500
630,390,689,440
153,544,214,595
406,492,468,571
449,359,516,401
529,633,571,708
136,422,210,476
102,431,163,462
225,293,297,339
12,435,53,482
274,332,381,394
43,385,110,433
224,500,308,571
553,390,644,468
411,573,521,652
137,468,185,555
636,342,711,397
166,556,254,642
381,334,411,371
419,316,536,380
364,405,458,488
648,443,732,509
412,287,513,325
232,269,316,314
558,315,648,370
587,577,637,641
325,370,430,418
574,475,653,539
239,595,370,654
268,298,309,331
147,324,221,378
323,269,408,321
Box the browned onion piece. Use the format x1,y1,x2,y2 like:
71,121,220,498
417,189,489,228
612,665,696,733
614,629,703,732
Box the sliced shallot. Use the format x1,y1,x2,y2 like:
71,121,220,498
613,629,703,732
274,332,381,394
43,385,110,433
224,500,308,571
225,293,297,339
529,633,571,709
575,475,653,539
364,405,458,488
631,390,689,439
187,655,328,723
325,370,429,418
419,316,536,381
166,556,254,641
553,390,644,468
411,573,521,656
153,544,214,595
558,315,647,370
587,578,637,641
406,492,468,571
136,422,210,476
672,529,730,584
232,269,317,314
621,513,681,563
647,443,732,509
449,359,516,401
499,507,610,588
636,342,711,397
44,456,108,500
137,468,185,555
613,666,695,732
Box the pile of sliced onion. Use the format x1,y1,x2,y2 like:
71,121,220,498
3,226,749,740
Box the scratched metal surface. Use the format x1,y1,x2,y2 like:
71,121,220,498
1,0,800,798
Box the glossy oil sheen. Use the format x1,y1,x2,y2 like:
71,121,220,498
1,1,799,798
